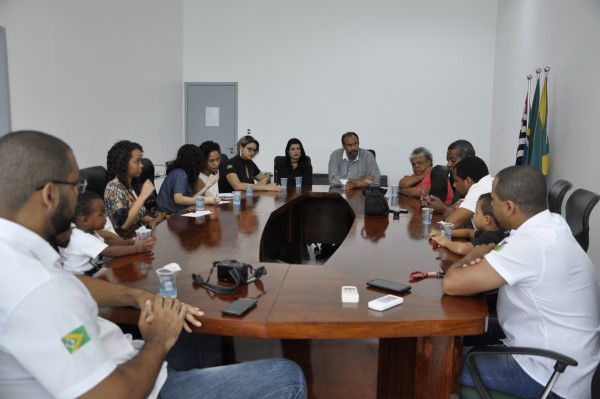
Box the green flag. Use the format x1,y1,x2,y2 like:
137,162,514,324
529,77,550,175
525,77,540,165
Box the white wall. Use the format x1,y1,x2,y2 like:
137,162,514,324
183,0,498,184
0,0,183,168
490,0,600,271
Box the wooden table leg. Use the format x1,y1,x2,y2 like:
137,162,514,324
377,336,462,399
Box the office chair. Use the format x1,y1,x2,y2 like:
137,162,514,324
140,158,158,210
312,173,329,185
366,149,376,159
565,188,600,252
140,158,155,185
547,179,573,215
80,165,107,197
460,346,579,399
273,155,285,184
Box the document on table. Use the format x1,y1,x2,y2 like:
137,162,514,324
182,210,212,217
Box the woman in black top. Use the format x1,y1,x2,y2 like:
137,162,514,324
274,138,312,186
220,135,281,193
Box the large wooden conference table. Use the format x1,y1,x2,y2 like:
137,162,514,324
100,185,488,399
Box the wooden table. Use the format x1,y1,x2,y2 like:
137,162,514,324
100,186,487,399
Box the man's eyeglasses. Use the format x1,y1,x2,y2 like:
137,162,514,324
36,176,88,194
245,147,258,153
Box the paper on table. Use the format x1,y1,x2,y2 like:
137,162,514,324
218,193,233,198
182,210,212,217
157,263,181,272
218,200,230,204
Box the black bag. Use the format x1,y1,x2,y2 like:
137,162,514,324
364,187,390,216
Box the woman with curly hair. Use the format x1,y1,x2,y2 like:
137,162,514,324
104,140,162,238
194,140,222,197
156,144,220,215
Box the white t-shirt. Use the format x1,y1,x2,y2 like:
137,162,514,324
485,211,600,398
0,219,167,399
199,171,220,197
459,174,493,213
60,227,108,274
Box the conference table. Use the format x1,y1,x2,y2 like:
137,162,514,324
99,185,488,399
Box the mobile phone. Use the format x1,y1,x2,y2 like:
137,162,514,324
366,279,412,294
221,298,257,317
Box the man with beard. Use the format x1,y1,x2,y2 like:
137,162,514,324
328,131,381,189
443,166,600,398
0,131,307,399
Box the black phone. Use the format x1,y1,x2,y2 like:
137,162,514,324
221,298,257,317
367,279,412,294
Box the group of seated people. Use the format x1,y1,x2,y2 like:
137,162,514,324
2,128,599,399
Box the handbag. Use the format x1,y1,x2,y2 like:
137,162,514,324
364,187,390,216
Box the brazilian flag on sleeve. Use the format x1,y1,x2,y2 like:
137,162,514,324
529,77,550,176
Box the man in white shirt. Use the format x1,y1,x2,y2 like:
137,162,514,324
0,130,307,399
443,165,600,398
441,156,492,228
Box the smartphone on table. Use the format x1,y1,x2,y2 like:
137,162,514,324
367,279,412,294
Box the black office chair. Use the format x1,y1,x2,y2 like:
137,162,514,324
460,346,579,399
273,155,285,184
366,149,376,159
80,165,107,197
140,158,157,211
565,188,600,252
547,179,573,215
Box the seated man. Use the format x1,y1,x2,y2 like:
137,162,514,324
430,156,492,229
443,166,600,398
425,139,476,208
328,131,381,190
0,131,307,399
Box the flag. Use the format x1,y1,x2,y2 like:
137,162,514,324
515,92,529,165
526,77,540,165
529,77,550,175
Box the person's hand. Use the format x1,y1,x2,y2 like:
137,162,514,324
345,179,366,190
140,179,156,200
265,183,283,191
134,291,203,333
431,235,448,248
424,194,446,213
460,243,496,267
428,228,442,238
206,173,219,188
133,236,155,253
138,295,187,351
206,195,220,204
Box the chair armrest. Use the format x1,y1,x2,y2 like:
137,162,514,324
465,346,578,399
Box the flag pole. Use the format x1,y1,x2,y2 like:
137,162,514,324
527,74,532,127
544,66,550,77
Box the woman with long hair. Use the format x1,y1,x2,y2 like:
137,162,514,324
156,144,220,215
274,138,312,185
195,140,221,196
104,140,162,238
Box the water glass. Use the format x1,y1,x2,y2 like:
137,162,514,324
421,207,433,224
391,184,399,197
246,184,253,196
232,191,241,205
280,178,288,189
439,222,454,240
156,269,178,298
295,176,302,187
195,196,204,211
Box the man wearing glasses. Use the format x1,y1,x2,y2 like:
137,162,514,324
0,131,307,399
328,131,381,189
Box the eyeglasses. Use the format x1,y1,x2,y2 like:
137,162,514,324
36,176,88,194
245,147,258,153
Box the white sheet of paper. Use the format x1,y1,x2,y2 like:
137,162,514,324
182,210,213,217
205,107,220,127
218,200,230,204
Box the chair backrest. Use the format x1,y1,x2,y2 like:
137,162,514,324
312,173,330,185
366,149,376,159
548,179,573,215
140,158,155,185
273,155,285,184
80,165,107,197
565,188,600,252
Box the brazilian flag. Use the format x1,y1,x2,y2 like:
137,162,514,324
529,77,550,176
